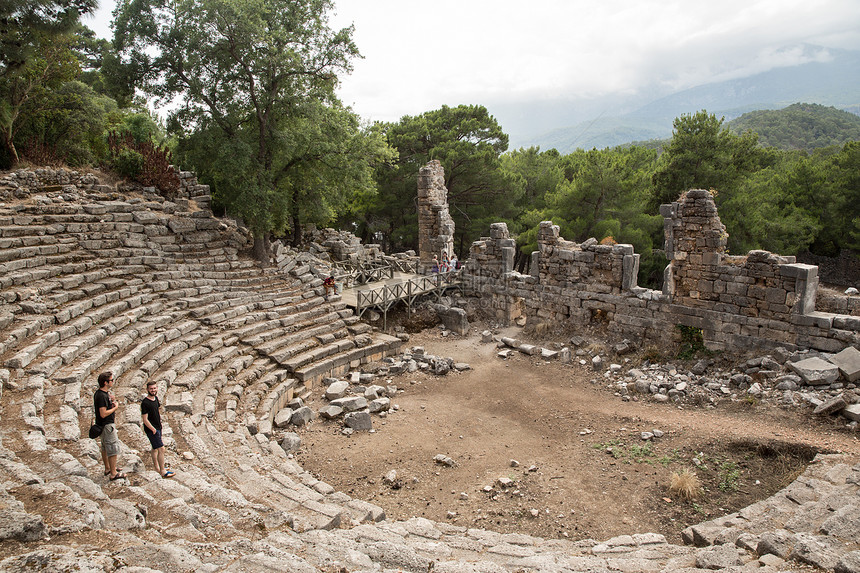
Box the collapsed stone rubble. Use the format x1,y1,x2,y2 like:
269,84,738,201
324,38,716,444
484,327,860,427
256,346,470,437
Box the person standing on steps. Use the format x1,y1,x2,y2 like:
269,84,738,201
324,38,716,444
94,371,124,480
141,380,174,478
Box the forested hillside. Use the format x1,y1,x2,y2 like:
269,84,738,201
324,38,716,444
728,103,860,150
515,47,860,151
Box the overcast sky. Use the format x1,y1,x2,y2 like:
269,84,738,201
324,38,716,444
87,0,860,123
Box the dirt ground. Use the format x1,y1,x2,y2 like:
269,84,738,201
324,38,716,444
297,324,860,544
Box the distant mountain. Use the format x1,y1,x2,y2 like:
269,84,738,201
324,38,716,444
527,117,667,152
502,46,860,152
727,103,860,150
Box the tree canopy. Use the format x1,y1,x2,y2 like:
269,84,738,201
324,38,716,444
354,104,514,254
1,0,99,166
1,0,96,77
114,0,391,258
650,111,768,207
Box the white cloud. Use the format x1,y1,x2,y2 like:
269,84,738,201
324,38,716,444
331,0,860,121
88,0,860,122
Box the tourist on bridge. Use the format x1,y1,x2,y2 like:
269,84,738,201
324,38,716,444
440,251,451,272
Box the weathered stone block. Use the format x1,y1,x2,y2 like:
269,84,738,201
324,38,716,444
344,411,372,431
788,357,840,385
830,346,860,383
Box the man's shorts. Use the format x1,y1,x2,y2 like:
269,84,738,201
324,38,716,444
100,423,120,457
146,428,164,450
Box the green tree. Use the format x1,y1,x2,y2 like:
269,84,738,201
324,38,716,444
364,104,515,254
0,28,82,165
1,0,96,77
651,111,765,208
812,142,860,255
498,146,563,268
717,156,821,256
14,78,119,165
74,26,136,107
114,0,382,260
549,146,659,252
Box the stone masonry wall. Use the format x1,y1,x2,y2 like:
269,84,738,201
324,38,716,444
463,189,860,352
416,160,455,272
309,227,382,262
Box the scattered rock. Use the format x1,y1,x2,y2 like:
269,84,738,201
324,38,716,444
280,433,301,452
325,380,350,400
695,544,742,569
830,346,860,383
343,411,372,431
290,406,316,426
318,405,344,420
813,394,847,416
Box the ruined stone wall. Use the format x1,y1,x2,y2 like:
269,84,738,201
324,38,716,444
176,169,212,209
308,227,382,262
463,189,860,352
416,160,455,272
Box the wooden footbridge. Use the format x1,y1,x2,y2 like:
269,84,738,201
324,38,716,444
335,265,465,328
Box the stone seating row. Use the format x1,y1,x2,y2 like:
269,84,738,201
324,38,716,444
681,453,860,571
0,175,418,562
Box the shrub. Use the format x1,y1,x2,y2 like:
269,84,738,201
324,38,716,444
676,325,706,360
107,131,180,196
669,469,702,500
113,148,144,179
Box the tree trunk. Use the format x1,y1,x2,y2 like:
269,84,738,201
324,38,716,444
252,233,270,266
2,130,19,167
290,203,302,247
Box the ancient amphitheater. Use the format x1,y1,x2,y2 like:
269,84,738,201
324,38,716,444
0,167,858,573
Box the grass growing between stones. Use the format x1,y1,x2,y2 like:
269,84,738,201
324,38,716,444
718,461,742,491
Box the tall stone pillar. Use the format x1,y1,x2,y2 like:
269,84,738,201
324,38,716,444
417,160,455,272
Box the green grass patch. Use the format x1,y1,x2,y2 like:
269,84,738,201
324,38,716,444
594,439,659,464
718,461,742,491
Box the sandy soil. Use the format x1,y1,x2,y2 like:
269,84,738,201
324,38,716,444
297,324,860,544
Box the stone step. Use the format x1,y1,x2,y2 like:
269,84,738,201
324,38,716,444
255,377,298,425
242,308,343,347
218,359,277,424
680,453,860,571
282,338,356,373
0,241,78,264
52,313,177,386
230,304,328,342
293,334,403,385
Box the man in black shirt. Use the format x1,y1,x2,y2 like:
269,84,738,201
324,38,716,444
94,372,124,480
141,380,173,478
